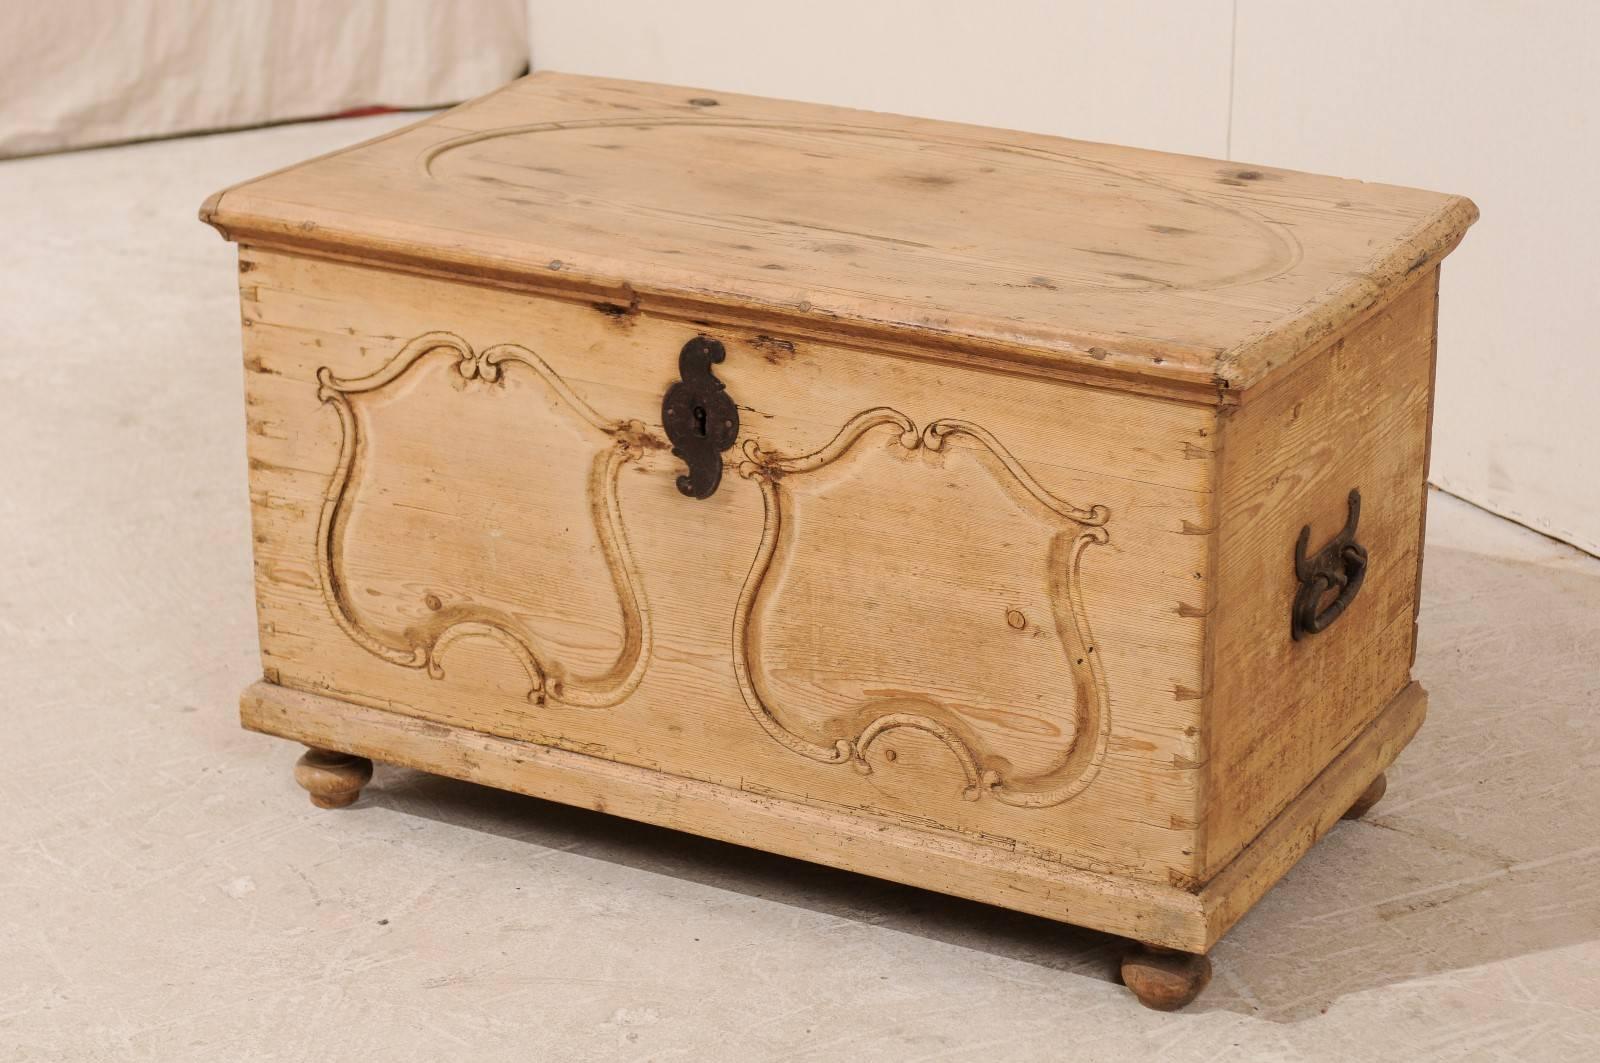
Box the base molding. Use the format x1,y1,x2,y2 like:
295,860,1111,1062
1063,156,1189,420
241,679,1425,953
1199,683,1424,943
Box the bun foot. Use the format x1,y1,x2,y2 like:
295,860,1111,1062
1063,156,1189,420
293,747,373,809
1342,771,1388,820
1119,944,1212,1011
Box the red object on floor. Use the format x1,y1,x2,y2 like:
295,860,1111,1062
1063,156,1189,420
327,106,398,120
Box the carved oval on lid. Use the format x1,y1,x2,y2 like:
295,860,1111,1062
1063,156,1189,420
423,118,1297,296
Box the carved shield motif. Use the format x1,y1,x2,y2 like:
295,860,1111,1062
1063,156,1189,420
314,332,651,707
734,410,1111,806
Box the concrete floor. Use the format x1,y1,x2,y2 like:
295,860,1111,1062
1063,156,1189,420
2,114,1598,1062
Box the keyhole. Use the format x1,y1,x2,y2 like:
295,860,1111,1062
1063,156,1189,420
692,404,708,437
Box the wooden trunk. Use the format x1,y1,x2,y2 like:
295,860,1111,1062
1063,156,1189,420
203,73,1475,1009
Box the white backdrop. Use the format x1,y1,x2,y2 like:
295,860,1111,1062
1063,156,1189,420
1230,1,1599,555
527,0,1600,555
1,1,528,158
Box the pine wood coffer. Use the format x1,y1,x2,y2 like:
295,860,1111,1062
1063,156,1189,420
203,73,1476,1009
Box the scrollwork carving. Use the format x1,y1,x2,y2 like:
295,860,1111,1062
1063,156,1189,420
734,409,1112,807
315,331,651,707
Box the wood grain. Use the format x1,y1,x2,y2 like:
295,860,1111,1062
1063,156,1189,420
1200,683,1427,945
1201,271,1440,878
240,676,1427,953
202,71,1476,397
240,248,1216,888
204,77,1476,972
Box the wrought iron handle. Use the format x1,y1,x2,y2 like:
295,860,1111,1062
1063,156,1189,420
1292,489,1368,641
662,336,739,499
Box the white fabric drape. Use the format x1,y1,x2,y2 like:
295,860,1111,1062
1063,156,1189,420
1,1,528,158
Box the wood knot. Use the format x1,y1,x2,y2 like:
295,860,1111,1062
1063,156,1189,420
616,419,668,458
